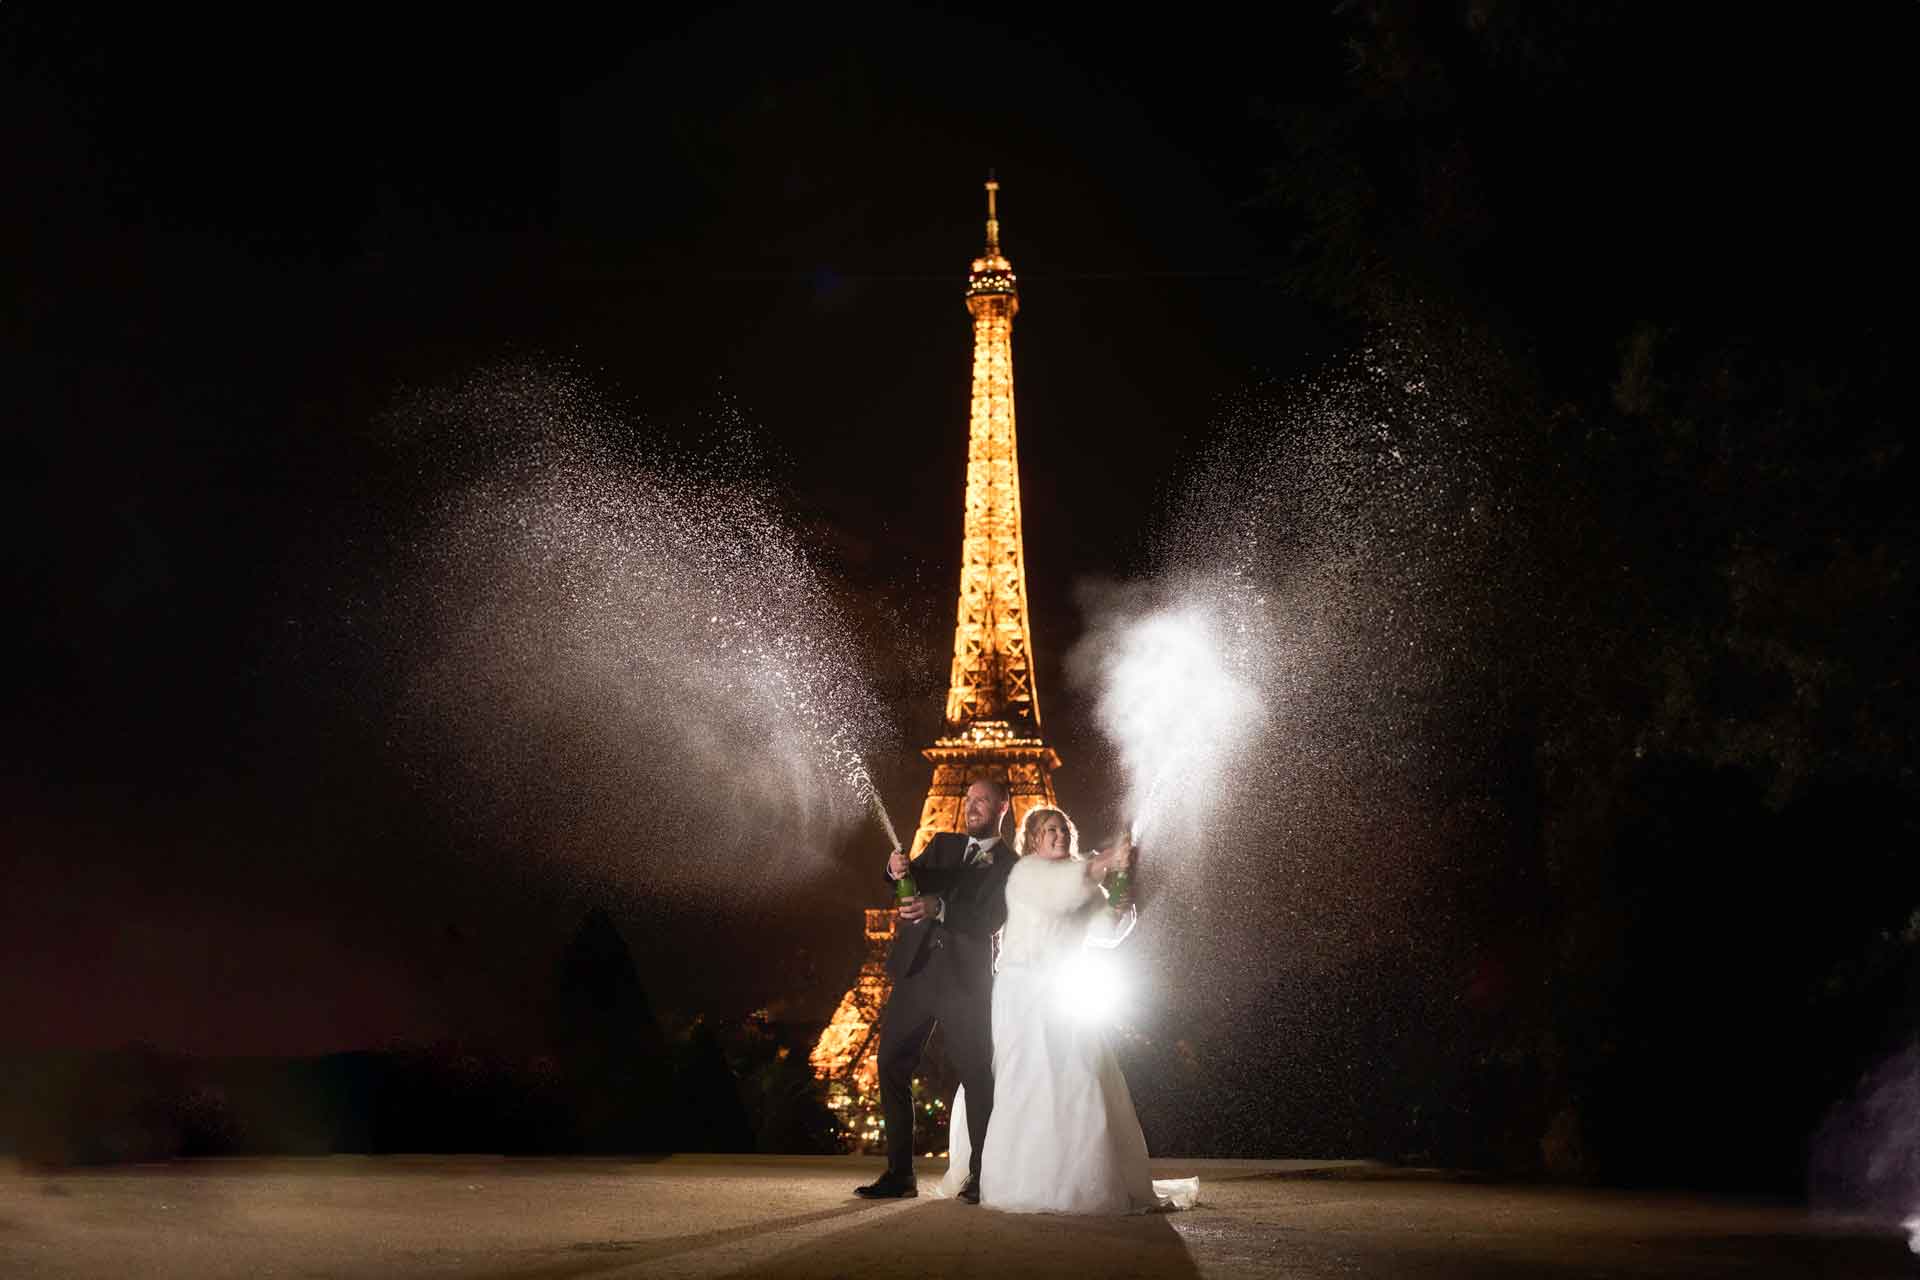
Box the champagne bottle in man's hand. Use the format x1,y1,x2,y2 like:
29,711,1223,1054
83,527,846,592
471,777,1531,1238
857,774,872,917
889,848,920,915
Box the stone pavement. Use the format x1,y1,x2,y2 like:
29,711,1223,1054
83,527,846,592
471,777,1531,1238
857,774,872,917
0,1155,1907,1277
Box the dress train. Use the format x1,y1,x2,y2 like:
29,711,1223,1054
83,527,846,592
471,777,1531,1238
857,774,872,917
937,1084,1198,1211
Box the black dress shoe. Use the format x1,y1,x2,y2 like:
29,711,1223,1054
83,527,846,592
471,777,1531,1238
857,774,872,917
957,1176,980,1204
855,1171,918,1199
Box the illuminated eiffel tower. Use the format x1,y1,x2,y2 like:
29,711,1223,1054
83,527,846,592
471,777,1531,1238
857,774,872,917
810,179,1061,1138
915,177,1061,846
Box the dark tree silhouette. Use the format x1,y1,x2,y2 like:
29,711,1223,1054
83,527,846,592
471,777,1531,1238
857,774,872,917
544,906,676,1152
1225,0,1917,1185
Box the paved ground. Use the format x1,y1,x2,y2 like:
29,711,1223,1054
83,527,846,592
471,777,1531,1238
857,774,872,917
0,1154,1908,1278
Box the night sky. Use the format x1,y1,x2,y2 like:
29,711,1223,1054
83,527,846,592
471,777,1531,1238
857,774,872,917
6,2,1914,1177
5,6,1342,1054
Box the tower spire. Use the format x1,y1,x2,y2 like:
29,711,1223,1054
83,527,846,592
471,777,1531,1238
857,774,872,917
984,173,1001,255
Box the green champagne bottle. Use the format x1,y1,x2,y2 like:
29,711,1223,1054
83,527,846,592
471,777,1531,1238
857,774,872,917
895,867,918,903
1105,867,1132,910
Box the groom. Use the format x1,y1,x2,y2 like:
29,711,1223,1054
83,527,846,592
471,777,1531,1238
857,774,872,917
854,777,1015,1203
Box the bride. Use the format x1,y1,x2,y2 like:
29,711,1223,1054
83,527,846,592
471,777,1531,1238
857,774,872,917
939,806,1198,1214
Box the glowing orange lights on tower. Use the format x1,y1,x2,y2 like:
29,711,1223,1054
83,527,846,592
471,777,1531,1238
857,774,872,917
914,175,1060,850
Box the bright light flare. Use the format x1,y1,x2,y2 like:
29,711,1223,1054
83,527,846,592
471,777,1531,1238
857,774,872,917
1055,948,1127,1025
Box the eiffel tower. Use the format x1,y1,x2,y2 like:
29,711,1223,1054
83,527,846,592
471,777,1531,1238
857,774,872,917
809,179,1061,1141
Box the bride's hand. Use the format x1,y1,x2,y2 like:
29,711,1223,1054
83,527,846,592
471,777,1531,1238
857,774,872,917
1086,841,1128,881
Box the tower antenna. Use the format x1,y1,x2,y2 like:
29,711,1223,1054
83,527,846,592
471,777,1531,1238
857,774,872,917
984,173,1001,254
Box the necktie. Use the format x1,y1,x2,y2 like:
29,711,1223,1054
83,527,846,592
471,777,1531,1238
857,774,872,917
966,840,984,865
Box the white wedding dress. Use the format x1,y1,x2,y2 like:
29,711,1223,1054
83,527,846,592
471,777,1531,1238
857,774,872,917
936,854,1199,1214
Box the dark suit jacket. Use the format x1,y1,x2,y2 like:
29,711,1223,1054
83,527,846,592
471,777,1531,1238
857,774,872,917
884,832,1015,992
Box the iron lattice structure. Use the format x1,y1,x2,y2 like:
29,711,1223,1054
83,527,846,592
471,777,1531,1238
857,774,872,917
811,181,1061,1140
913,177,1062,850
805,906,898,1140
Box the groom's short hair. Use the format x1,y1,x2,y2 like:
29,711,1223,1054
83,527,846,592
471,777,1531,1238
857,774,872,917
974,777,1011,808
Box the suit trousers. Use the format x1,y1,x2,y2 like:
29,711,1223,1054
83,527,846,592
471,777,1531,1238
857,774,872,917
876,938,994,1182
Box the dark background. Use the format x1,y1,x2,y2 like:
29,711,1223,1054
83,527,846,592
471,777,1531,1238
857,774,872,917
4,2,1914,1188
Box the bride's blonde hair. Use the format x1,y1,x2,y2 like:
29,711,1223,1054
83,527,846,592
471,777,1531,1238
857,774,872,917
1015,805,1080,857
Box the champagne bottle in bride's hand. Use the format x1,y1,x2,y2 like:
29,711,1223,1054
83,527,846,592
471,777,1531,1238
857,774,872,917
1103,831,1135,913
